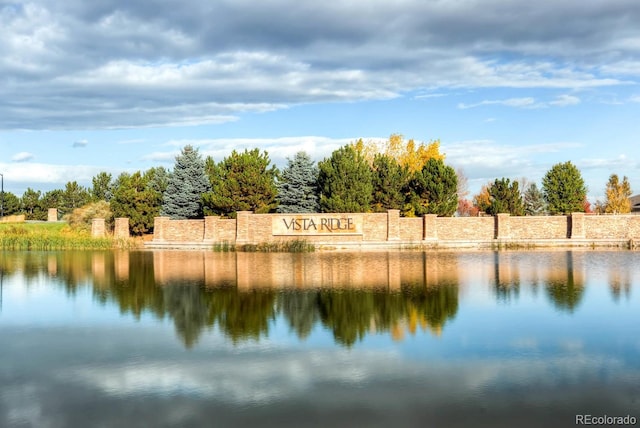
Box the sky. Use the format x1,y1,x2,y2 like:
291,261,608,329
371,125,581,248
1,0,640,201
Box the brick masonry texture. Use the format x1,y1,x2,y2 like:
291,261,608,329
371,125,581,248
150,212,640,247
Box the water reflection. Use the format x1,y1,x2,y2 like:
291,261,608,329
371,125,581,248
1,250,639,428
0,250,633,348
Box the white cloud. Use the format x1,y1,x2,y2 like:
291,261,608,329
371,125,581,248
1,0,636,129
550,94,581,106
458,97,538,109
11,152,35,162
158,136,361,166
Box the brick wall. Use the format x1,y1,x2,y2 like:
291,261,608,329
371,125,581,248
150,212,640,246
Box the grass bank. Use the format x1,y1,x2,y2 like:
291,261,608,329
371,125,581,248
0,222,134,250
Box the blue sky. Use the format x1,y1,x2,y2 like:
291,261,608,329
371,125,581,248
1,0,640,200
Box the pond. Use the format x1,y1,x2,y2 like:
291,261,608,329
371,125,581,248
1,250,639,427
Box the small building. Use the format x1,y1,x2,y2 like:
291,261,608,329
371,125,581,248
631,194,640,213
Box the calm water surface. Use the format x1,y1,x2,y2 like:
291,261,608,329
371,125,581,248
1,250,639,427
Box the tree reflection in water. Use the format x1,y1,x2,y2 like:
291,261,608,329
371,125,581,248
0,249,605,348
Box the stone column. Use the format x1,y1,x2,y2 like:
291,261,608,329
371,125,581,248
114,218,130,239
91,218,106,237
236,211,252,244
628,215,640,240
496,213,511,239
570,212,585,239
387,209,400,241
153,217,170,241
47,208,58,222
204,216,219,242
423,214,438,241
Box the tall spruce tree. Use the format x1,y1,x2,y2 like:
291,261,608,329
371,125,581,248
523,183,547,215
317,145,373,213
162,145,211,219
277,151,319,213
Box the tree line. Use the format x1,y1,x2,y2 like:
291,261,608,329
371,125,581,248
3,134,634,234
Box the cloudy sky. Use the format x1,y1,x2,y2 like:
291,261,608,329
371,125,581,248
1,0,640,199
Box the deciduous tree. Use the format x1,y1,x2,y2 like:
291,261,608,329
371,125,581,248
604,174,632,214
542,161,587,214
472,184,492,214
353,133,444,173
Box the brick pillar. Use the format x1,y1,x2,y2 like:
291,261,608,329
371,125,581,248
48,208,58,222
496,213,511,239
153,217,170,241
387,251,401,291
236,211,252,244
204,216,219,242
387,209,400,241
570,212,585,239
114,218,130,239
423,214,437,241
628,215,640,239
91,218,106,237
114,251,130,282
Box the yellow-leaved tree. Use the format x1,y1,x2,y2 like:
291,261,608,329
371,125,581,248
352,133,444,173
604,174,632,214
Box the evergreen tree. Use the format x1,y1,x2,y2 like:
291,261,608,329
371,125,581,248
60,181,90,216
162,145,211,219
277,151,320,213
523,183,547,215
0,192,20,216
317,145,373,213
21,188,43,220
202,148,278,217
408,158,458,217
41,189,64,220
542,161,587,214
110,170,164,235
486,178,525,216
90,172,113,202
371,154,409,213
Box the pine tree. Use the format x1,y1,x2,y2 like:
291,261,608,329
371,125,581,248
371,154,409,213
523,183,546,215
542,161,587,215
162,145,211,219
111,169,165,235
277,151,319,213
202,148,278,217
90,172,113,202
408,158,458,217
486,178,524,216
317,145,373,213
